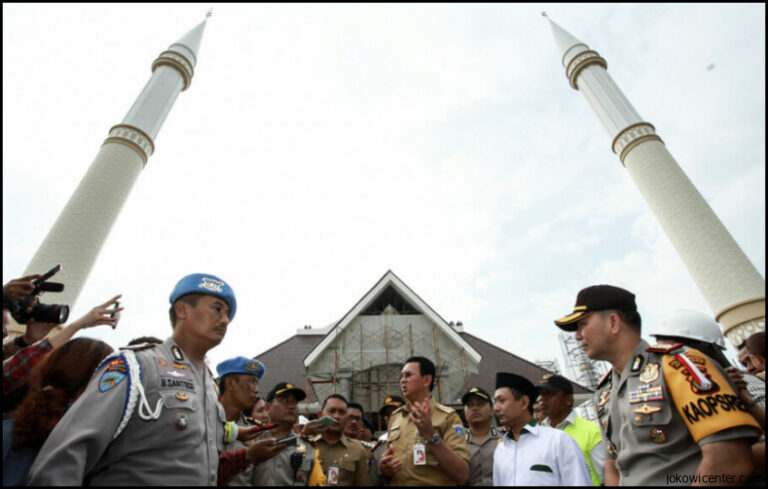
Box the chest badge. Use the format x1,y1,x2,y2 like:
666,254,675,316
175,391,189,402
629,385,664,404
174,412,189,430
649,428,667,444
639,363,659,383
633,403,662,416
171,346,184,362
598,390,611,407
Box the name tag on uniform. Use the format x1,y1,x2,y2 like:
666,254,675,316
413,443,426,466
328,466,339,485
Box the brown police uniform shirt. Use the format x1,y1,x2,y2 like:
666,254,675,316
316,434,371,486
595,340,760,486
386,397,470,486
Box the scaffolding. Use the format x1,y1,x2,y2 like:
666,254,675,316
534,358,562,375
559,331,608,422
305,297,479,424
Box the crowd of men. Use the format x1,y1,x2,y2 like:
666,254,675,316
3,272,765,485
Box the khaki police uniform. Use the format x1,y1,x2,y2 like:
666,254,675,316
467,426,501,486
28,337,225,485
250,433,314,485
595,339,760,486
315,434,371,485
386,397,470,486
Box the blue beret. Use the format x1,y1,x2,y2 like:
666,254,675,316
216,356,265,379
169,273,237,321
362,416,375,433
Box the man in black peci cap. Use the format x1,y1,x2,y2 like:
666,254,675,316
554,284,760,486
536,373,604,486
492,372,590,485
462,386,501,486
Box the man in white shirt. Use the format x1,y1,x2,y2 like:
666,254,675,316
492,372,591,486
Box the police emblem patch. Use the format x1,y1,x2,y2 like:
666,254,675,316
174,412,189,430
198,277,224,293
453,424,465,436
246,360,261,371
639,363,660,383
99,370,126,392
99,357,127,393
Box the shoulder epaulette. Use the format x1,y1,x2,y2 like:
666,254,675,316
435,402,454,414
119,342,158,352
390,405,406,418
646,342,684,354
597,368,613,388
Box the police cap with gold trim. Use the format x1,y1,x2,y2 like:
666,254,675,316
267,382,307,402
462,386,493,405
554,284,636,331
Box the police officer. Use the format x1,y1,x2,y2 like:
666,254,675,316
28,273,236,485
462,386,501,486
218,356,266,485
380,356,469,486
250,382,314,485
554,284,761,486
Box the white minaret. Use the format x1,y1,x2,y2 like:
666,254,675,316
546,14,765,346
10,16,209,337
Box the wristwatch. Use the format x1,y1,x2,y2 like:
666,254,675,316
427,432,441,445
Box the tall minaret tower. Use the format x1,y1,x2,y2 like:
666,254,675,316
545,14,765,346
9,15,209,337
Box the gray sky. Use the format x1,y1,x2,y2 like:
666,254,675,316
3,3,765,381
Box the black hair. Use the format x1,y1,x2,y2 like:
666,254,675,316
168,293,203,328
347,402,364,414
600,309,642,335
218,373,243,395
506,387,534,415
404,356,435,391
322,393,349,410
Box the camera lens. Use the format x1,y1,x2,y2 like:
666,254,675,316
31,303,69,324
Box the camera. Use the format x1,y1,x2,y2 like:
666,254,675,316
6,264,70,325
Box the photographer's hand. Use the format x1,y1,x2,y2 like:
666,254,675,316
3,274,43,301
47,294,123,349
